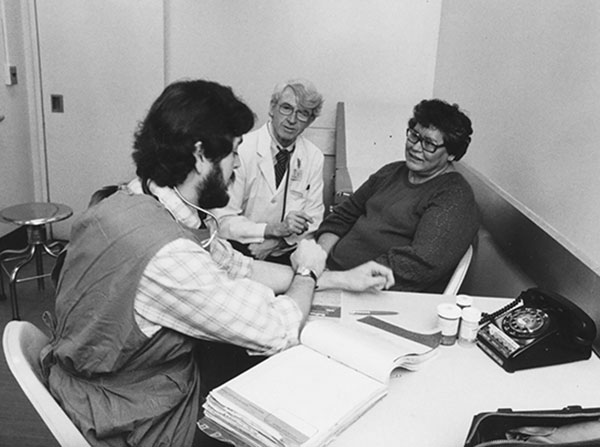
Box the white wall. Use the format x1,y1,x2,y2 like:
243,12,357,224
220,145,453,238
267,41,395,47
165,0,442,129
165,0,441,215
434,0,600,274
14,0,597,277
0,0,35,238
2,0,442,241
34,0,164,239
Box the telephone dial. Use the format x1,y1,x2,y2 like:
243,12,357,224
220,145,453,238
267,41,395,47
477,288,597,373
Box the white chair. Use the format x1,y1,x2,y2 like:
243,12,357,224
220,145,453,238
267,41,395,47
2,320,91,447
443,245,474,295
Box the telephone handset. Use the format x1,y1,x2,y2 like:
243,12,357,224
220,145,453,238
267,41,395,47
477,288,597,373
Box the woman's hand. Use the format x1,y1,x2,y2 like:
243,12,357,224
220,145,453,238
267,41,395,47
319,261,395,292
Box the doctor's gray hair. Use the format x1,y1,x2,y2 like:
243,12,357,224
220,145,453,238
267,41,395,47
270,79,324,119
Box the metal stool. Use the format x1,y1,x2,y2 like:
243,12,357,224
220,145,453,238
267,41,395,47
0,202,73,320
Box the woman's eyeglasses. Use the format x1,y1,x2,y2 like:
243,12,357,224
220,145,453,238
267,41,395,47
406,128,445,153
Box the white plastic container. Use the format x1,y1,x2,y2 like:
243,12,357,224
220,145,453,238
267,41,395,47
437,303,461,346
458,307,482,347
455,294,473,310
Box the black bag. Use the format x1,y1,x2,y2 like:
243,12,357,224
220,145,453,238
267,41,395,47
464,406,600,446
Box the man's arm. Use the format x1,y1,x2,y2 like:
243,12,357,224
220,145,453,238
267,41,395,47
212,152,268,243
250,260,295,293
251,241,395,294
252,259,396,294
252,239,327,325
135,239,304,356
218,215,268,244
249,258,319,325
215,237,320,325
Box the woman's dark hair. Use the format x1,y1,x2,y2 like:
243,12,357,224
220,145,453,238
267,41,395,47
408,99,473,161
132,79,254,187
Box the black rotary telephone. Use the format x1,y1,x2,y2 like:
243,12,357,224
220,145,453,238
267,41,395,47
477,288,596,373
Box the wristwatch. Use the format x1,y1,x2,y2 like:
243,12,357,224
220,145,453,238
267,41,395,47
295,267,318,285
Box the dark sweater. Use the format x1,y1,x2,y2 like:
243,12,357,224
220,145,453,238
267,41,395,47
317,162,480,292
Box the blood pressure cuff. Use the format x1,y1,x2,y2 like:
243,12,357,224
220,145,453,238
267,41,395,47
464,406,600,446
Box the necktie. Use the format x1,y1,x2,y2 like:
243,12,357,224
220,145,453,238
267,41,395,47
274,148,292,188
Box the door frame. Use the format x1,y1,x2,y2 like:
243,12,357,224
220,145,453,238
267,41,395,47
23,0,49,204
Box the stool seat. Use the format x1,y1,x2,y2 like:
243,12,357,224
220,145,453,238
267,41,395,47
0,202,73,320
1,202,73,227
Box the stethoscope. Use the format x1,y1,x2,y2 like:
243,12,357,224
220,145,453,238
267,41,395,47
280,155,292,221
141,178,218,249
267,122,294,221
173,187,220,249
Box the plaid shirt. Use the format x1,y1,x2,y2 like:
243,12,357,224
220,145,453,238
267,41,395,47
128,179,302,356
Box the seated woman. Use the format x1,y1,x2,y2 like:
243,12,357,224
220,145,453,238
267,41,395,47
316,99,479,292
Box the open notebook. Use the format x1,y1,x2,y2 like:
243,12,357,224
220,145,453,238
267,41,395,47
198,317,440,447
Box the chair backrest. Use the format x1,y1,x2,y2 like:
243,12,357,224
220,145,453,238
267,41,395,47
2,321,91,447
443,245,474,295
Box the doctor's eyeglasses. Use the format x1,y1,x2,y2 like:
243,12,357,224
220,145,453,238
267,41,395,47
278,103,312,123
406,128,446,154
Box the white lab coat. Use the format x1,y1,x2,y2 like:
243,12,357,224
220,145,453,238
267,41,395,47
213,123,325,246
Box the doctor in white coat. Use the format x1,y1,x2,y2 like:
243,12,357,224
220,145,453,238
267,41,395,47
212,79,325,262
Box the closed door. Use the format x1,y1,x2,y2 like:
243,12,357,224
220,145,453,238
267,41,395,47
34,0,164,239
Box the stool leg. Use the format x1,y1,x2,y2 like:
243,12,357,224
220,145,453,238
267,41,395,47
5,245,36,320
0,245,36,262
42,240,66,258
0,246,33,301
0,260,5,300
35,245,45,291
9,277,21,320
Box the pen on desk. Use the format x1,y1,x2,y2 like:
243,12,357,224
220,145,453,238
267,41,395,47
350,310,398,316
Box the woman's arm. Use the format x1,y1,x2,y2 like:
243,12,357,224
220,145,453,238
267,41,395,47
319,261,394,291
316,232,340,255
315,166,385,240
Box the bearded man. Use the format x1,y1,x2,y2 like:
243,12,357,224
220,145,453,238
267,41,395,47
40,79,394,447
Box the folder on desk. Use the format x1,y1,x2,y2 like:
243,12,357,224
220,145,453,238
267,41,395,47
198,319,439,447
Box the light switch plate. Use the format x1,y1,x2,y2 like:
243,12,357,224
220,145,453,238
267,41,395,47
9,65,17,84
5,65,17,85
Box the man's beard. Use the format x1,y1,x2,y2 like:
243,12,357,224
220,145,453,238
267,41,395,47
196,163,234,210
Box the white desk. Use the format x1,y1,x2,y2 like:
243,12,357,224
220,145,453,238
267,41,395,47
315,291,600,447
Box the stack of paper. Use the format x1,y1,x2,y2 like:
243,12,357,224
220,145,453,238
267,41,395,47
198,319,440,446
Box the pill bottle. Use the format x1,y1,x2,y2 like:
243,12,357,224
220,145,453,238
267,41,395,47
437,303,461,346
458,307,482,347
456,294,473,310
455,295,473,334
